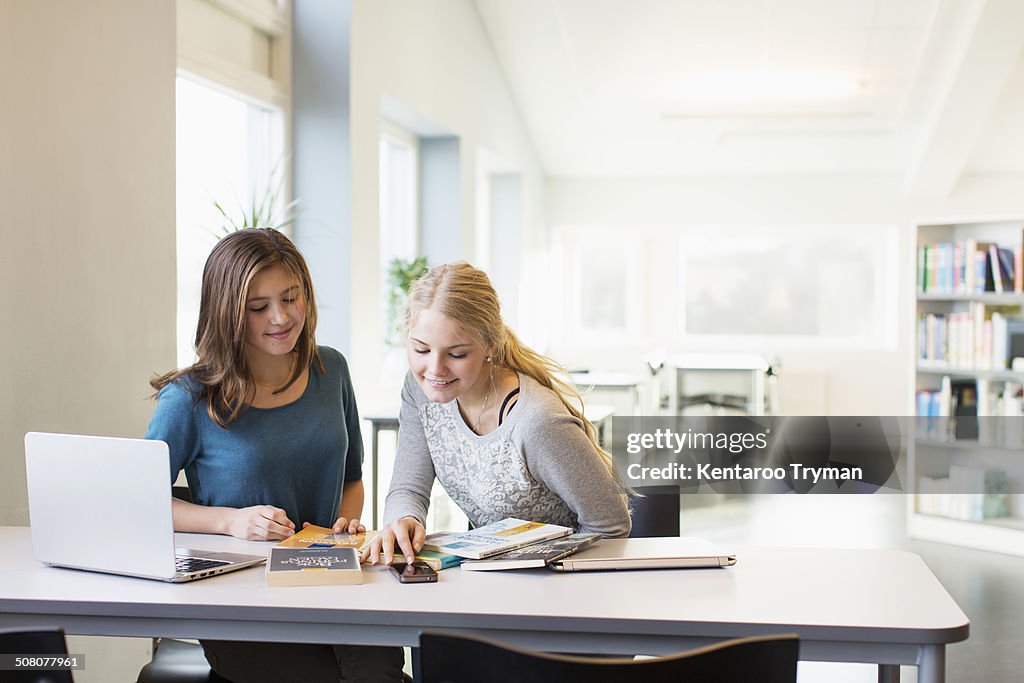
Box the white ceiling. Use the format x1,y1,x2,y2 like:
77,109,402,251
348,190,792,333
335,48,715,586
474,0,1024,187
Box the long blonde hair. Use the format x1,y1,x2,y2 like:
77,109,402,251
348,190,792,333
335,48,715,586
150,228,322,428
405,262,622,484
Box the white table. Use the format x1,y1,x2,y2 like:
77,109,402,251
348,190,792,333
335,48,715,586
569,372,642,415
0,528,968,682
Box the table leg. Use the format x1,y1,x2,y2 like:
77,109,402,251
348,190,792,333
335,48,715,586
878,664,900,683
917,645,945,683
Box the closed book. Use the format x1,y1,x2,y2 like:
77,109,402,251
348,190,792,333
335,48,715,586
996,246,1015,293
461,533,602,571
266,546,362,586
275,525,377,551
950,379,978,440
423,518,573,560
414,549,464,571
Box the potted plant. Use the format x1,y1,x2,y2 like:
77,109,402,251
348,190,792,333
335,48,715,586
211,157,298,237
384,256,429,347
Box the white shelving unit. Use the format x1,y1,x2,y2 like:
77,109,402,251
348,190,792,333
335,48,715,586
909,218,1024,556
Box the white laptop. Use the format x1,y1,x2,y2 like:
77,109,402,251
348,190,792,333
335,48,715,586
25,432,266,582
548,536,736,572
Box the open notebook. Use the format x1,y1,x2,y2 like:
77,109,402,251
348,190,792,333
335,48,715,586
25,432,265,582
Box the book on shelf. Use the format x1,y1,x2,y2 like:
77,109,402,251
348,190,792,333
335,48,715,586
917,467,1009,523
951,379,979,440
461,533,602,571
266,545,362,586
423,518,574,560
917,237,1024,295
917,374,1024,444
916,304,1022,370
275,525,377,551
916,376,951,441
983,245,1015,294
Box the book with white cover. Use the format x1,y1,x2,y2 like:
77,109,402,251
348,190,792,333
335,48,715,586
547,537,736,572
423,518,573,560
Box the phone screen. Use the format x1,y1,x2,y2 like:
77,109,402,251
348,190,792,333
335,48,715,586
390,562,438,583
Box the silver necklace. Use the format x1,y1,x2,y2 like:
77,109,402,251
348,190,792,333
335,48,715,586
471,367,496,433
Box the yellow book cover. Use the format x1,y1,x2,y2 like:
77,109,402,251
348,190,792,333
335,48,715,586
275,525,377,551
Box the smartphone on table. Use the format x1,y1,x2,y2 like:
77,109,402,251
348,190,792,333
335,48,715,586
390,562,438,583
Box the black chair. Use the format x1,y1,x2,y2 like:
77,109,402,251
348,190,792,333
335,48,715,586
0,627,74,683
629,485,680,537
137,639,234,683
136,487,231,683
418,631,798,683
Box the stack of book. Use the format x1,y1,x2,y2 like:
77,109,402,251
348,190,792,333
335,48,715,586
917,467,1009,521
422,518,603,571
266,519,608,582
916,304,1022,371
917,237,1023,295
266,526,374,587
916,377,1024,444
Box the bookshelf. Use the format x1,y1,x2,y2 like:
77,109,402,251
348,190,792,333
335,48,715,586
911,219,1024,556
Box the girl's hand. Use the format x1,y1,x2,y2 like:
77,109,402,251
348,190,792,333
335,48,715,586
361,517,425,565
227,505,295,541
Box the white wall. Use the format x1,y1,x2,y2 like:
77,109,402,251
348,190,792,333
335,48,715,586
0,0,177,518
545,173,1024,415
0,2,177,678
347,0,546,406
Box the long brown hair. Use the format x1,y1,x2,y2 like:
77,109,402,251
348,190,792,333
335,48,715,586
151,228,322,428
405,262,622,485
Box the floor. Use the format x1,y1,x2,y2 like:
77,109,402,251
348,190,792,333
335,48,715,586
680,495,1024,683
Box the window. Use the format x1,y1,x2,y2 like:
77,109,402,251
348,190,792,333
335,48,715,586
549,224,895,351
678,225,895,346
175,75,285,367
379,122,420,347
552,227,642,345
175,0,290,368
379,123,420,268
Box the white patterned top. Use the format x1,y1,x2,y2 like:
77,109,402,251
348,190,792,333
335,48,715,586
384,371,631,537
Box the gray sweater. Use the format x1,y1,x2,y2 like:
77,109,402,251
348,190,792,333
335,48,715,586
383,371,631,538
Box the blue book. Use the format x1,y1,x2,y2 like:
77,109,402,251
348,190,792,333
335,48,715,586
414,549,464,570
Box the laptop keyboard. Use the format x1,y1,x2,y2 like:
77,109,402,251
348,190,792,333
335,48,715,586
175,556,231,573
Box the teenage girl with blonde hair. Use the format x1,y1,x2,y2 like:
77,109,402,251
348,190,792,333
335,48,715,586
366,262,630,565
146,228,403,682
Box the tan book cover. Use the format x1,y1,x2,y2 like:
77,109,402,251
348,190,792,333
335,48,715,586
275,525,377,551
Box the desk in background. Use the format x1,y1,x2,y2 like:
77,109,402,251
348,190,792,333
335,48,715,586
667,353,771,416
364,404,615,528
0,528,968,683
569,372,642,416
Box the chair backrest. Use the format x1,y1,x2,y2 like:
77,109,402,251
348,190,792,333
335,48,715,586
419,631,798,683
628,485,681,537
0,627,74,683
171,485,193,503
